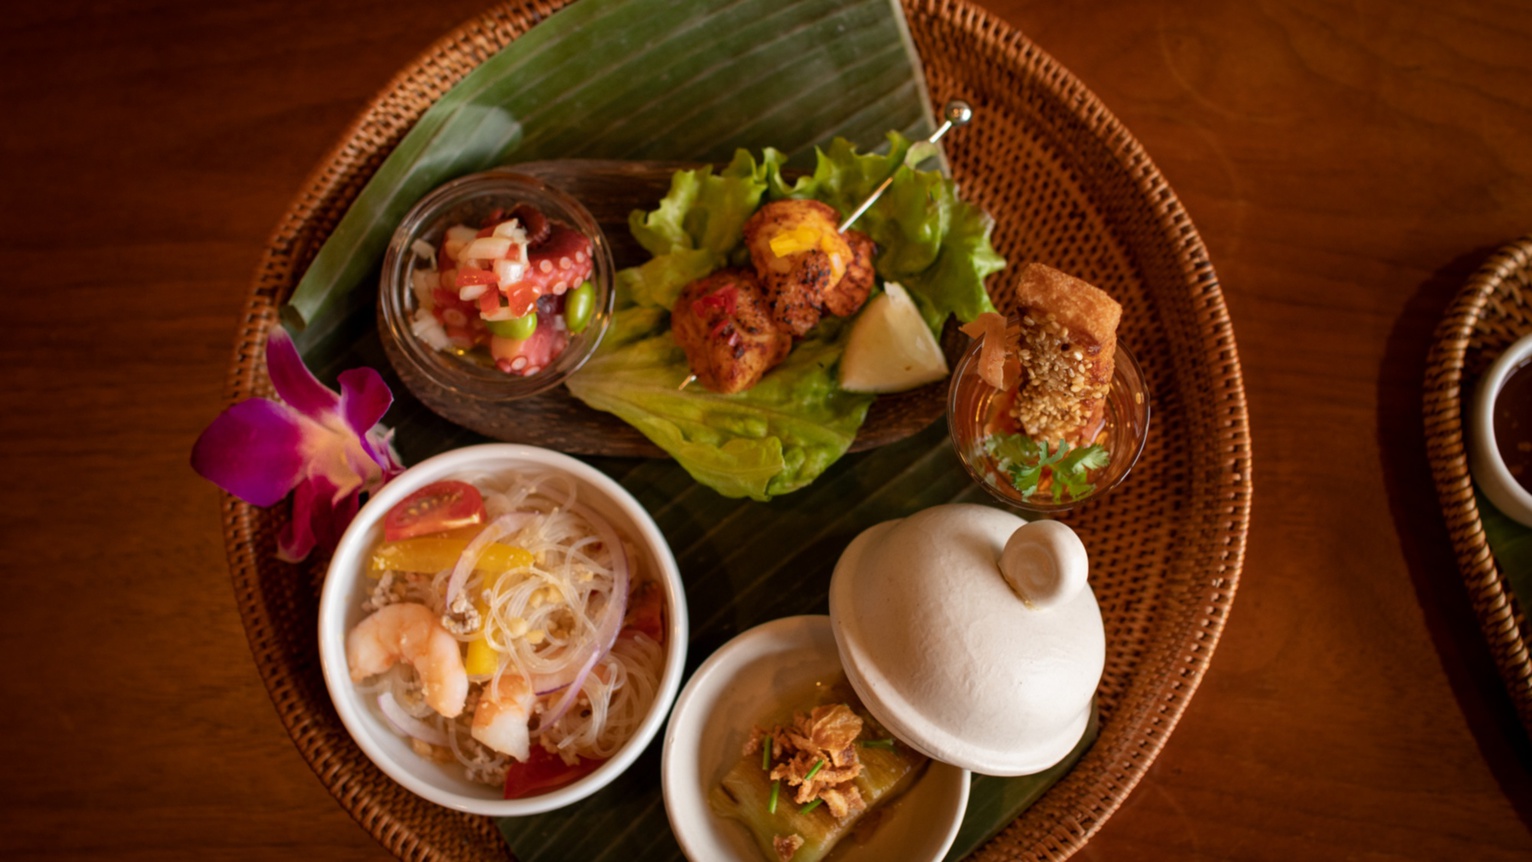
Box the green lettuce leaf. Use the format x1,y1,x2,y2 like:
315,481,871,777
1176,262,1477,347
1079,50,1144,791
568,135,1004,499
565,311,872,500
623,149,781,309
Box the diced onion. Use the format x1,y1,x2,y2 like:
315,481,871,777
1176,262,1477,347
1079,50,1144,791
410,309,451,351
494,258,526,286
410,270,437,308
458,283,490,302
492,219,529,243
410,239,437,263
463,237,513,262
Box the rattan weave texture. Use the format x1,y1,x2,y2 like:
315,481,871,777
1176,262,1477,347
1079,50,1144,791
1424,236,1532,739
221,1,1252,859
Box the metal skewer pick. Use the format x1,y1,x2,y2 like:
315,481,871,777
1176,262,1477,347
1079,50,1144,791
678,100,975,391
836,99,973,233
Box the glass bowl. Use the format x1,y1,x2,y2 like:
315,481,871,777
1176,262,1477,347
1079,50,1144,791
378,169,616,401
947,334,1150,513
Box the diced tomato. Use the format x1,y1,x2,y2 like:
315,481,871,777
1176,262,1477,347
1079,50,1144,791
621,581,666,643
503,747,607,799
382,480,487,543
454,267,498,288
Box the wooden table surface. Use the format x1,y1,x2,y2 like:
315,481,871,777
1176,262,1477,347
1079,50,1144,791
4,0,1531,858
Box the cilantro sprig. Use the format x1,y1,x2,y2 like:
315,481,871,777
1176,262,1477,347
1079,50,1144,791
985,432,1110,502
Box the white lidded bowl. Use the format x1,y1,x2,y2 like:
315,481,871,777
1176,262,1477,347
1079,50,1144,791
318,443,688,816
829,504,1104,776
1470,332,1532,527
661,616,969,862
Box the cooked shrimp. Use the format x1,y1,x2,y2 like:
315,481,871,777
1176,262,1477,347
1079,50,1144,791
471,673,536,761
743,199,851,336
347,602,469,719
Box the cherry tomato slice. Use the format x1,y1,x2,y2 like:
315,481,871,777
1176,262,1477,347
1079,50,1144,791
503,747,607,799
382,480,487,542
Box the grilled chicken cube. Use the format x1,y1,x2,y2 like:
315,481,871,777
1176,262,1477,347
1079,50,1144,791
822,229,875,317
743,200,851,337
671,269,792,394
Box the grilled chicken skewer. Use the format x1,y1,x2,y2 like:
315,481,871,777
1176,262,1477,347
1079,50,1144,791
676,101,974,391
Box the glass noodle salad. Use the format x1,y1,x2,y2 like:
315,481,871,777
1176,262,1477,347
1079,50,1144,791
346,471,667,797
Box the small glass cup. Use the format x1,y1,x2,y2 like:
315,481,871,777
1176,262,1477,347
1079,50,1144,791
378,169,616,401
948,333,1150,513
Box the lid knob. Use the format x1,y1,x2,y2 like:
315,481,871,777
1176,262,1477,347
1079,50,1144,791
999,520,1089,610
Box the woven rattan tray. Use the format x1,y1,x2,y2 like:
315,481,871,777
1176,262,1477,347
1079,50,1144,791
219,0,1252,858
1424,235,1532,737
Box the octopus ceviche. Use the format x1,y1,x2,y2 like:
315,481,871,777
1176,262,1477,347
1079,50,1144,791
346,472,667,797
406,202,599,377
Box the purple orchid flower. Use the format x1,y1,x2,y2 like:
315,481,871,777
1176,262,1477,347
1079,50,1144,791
192,324,404,562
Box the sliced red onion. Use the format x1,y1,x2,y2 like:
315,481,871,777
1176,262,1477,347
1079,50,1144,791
378,692,449,747
445,511,536,607
541,502,629,727
531,672,572,697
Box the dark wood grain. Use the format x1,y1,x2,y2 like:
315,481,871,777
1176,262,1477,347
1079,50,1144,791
383,159,963,457
4,0,1532,860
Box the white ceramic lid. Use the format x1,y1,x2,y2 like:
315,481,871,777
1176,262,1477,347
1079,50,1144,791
828,504,1105,776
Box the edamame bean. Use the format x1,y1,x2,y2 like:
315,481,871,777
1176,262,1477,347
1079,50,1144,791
565,281,596,334
487,311,537,341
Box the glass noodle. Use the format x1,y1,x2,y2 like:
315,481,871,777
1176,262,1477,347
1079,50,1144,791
356,468,665,786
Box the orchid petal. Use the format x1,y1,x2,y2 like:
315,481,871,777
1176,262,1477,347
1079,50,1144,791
190,399,306,507
337,367,393,435
277,476,324,563
265,324,340,420
278,475,363,563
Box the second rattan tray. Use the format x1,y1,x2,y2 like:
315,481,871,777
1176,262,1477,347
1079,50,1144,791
1424,235,1532,737
217,0,1253,858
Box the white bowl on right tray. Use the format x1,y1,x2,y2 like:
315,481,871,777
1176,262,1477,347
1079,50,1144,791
1470,332,1532,527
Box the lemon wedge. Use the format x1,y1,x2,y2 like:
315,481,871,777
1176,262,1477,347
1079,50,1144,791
839,282,950,393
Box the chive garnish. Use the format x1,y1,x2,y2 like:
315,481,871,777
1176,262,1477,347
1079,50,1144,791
803,758,825,782
761,737,772,771
768,779,780,814
800,798,822,814
859,738,895,749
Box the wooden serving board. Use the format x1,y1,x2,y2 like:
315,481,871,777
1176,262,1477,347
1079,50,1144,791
378,159,965,459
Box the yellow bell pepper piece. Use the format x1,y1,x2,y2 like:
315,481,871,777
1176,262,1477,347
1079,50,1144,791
768,224,826,257
368,536,534,576
464,609,499,676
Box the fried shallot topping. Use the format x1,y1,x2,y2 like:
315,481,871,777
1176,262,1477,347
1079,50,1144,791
772,833,805,862
743,703,868,822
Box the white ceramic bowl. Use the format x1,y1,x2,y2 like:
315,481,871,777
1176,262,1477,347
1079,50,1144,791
1471,333,1532,527
318,443,688,816
661,616,969,862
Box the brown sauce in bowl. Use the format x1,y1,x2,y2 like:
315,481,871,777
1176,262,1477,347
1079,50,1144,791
1494,359,1532,492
